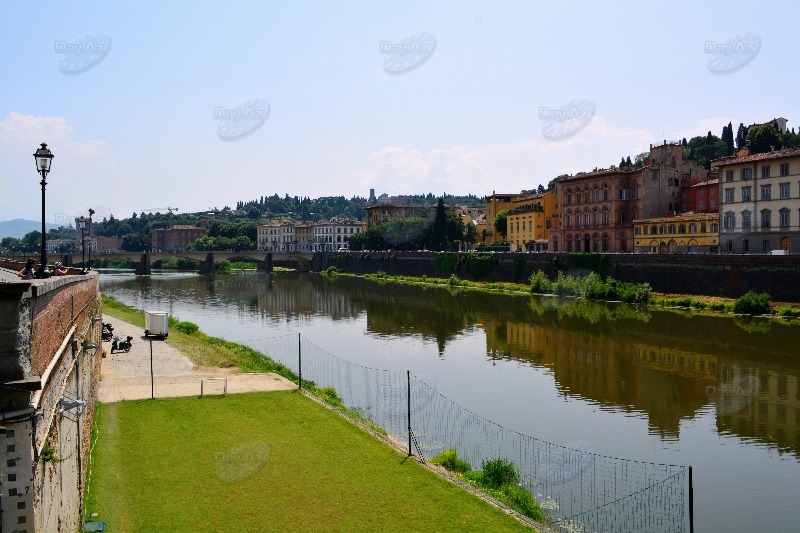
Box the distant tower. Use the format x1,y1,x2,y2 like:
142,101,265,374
369,188,376,204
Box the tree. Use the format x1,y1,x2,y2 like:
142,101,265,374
121,233,150,251
427,198,449,251
625,156,632,167
620,157,626,168
722,121,735,155
736,123,748,150
536,184,545,193
746,124,780,154
633,152,650,166
493,210,510,240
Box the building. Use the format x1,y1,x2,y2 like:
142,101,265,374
633,212,720,253
151,225,207,252
257,219,296,251
506,191,556,251
680,177,719,213
714,147,800,253
364,203,429,229
484,192,523,244
642,141,710,219
91,236,120,253
258,218,364,251
549,167,643,252
312,218,364,251
46,238,75,253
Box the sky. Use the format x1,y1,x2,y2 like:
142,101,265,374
1,0,797,226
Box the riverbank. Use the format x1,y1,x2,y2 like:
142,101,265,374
326,269,800,322
99,293,545,529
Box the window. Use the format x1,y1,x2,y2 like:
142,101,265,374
643,226,648,235
593,213,599,225
741,168,752,181
585,214,590,226
725,170,734,182
742,187,751,202
780,209,790,227
689,223,696,233
660,225,667,234
603,189,608,201
780,163,789,176
633,186,639,199
699,200,704,210
710,223,718,233
593,190,599,202
761,185,771,200
651,225,658,235
763,239,770,252
567,194,572,205
761,165,770,178
567,215,573,227
780,183,790,199
619,211,626,223
602,211,609,225
619,189,629,200
725,189,734,203
711,199,716,208
743,239,749,252
651,169,659,181
584,191,590,203
632,210,638,220
635,226,641,235
761,210,771,228
742,212,751,228
678,224,686,234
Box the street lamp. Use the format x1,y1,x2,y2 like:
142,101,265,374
77,216,87,272
33,142,54,276
87,208,95,270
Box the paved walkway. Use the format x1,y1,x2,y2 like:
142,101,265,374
98,317,295,402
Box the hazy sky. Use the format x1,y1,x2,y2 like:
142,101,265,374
1,1,797,225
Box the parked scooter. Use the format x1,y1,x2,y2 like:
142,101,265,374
111,335,133,353
101,322,114,341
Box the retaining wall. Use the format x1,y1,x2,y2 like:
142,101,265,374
320,252,800,302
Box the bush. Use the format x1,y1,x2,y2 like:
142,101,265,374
322,266,341,276
214,259,232,273
481,458,519,489
777,306,800,317
530,270,552,294
733,291,772,315
464,253,498,279
431,448,471,474
504,484,546,521
175,321,199,335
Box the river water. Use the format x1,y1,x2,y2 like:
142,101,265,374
100,271,800,532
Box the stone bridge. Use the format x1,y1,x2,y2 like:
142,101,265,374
60,251,322,275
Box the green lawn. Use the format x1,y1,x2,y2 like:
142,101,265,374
86,391,531,532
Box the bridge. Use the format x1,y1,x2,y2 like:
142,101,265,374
59,251,321,275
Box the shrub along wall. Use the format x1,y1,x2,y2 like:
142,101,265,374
319,252,800,302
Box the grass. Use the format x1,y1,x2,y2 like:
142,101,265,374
86,392,532,532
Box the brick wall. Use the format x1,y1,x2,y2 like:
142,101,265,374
1,272,102,533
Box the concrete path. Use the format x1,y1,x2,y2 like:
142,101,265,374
98,318,295,402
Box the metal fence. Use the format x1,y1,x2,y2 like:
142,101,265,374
261,333,693,533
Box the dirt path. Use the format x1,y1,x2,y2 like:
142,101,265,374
98,318,295,402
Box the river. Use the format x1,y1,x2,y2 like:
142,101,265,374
100,270,800,532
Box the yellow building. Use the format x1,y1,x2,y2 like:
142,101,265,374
506,191,556,251
484,192,523,243
633,212,720,253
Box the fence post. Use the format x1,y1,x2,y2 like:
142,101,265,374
407,370,412,457
149,340,154,399
298,332,302,391
689,466,694,533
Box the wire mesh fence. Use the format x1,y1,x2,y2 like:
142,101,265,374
262,333,692,533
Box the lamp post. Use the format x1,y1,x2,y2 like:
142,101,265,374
33,143,54,276
77,216,87,272
87,208,95,270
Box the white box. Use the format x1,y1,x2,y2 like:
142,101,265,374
144,310,169,338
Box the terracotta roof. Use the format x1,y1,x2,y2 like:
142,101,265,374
712,147,800,166
558,166,641,182
689,178,719,188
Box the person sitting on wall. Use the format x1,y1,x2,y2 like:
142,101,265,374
17,258,37,279
52,261,68,276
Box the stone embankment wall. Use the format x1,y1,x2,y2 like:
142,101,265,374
1,267,102,533
319,252,800,302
